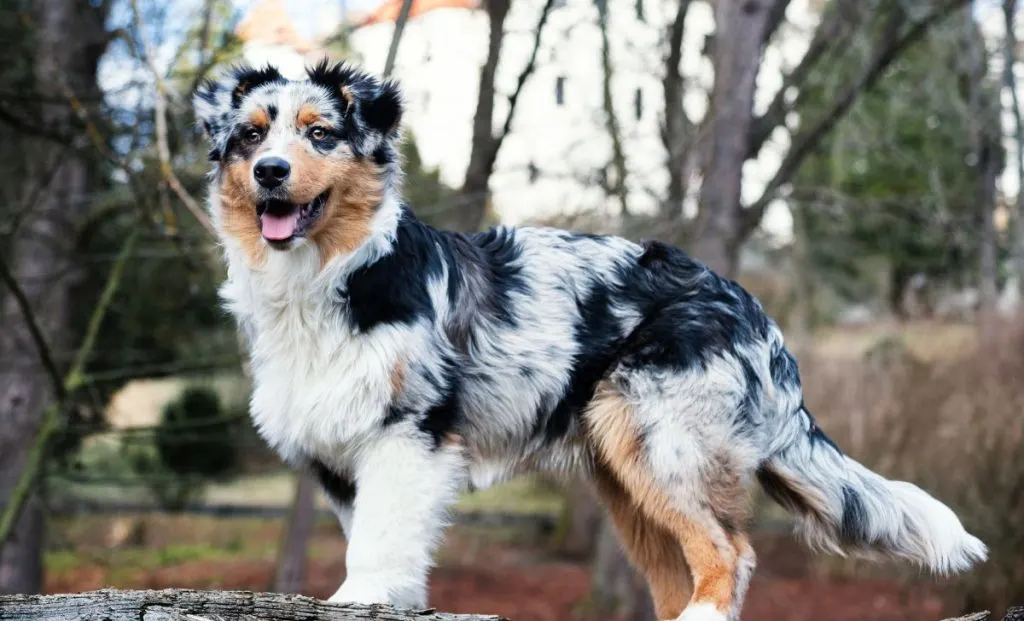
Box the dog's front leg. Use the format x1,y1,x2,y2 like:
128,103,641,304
328,432,467,608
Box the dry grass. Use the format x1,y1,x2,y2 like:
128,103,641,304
800,319,1024,614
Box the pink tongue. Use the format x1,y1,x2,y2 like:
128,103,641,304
261,211,299,241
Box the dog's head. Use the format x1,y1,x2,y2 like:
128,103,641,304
194,59,402,265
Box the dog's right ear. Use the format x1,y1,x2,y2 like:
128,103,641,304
194,64,284,161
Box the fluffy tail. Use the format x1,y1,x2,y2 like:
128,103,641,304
757,407,987,574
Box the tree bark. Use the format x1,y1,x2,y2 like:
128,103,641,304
455,0,512,231
557,478,601,559
692,0,778,276
1004,0,1024,312
661,0,694,216
272,472,318,593
589,516,655,621
0,0,108,594
597,0,630,216
0,589,506,621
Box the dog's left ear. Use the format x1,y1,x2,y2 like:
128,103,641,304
361,80,403,138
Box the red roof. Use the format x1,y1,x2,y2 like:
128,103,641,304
357,0,479,27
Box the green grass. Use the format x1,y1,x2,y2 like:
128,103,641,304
45,543,237,573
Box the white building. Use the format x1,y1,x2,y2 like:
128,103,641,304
237,0,823,232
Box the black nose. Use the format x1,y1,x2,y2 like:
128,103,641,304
253,157,291,189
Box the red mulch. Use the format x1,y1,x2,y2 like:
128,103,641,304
44,532,952,620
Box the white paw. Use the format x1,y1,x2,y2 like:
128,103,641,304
676,603,729,621
327,580,391,606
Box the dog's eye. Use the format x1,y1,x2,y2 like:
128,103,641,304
310,127,327,141
244,128,262,144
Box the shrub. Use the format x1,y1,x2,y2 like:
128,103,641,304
802,322,1024,614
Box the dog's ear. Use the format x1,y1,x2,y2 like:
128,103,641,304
362,79,403,138
193,64,283,161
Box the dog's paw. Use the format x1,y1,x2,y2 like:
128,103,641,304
675,603,729,621
327,580,391,606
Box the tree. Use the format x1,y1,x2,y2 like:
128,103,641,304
669,0,971,276
0,0,111,594
453,0,556,231
790,11,999,319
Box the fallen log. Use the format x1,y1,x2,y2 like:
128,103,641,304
0,589,507,621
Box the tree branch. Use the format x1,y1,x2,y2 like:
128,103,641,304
130,0,216,238
741,0,968,236
661,0,693,212
383,0,415,78
747,0,859,159
494,0,557,154
0,589,507,621
0,258,64,402
598,0,629,215
0,226,141,556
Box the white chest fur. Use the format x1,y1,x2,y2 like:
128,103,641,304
220,244,405,466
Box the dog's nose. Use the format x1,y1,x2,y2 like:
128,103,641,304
254,157,291,189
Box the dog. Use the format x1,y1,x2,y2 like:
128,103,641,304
194,60,986,621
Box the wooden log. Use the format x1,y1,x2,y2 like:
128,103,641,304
0,589,507,621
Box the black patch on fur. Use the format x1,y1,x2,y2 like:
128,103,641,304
803,406,842,453
840,485,871,544
541,284,623,442
363,81,403,136
311,459,356,505
756,465,815,517
229,64,284,108
345,211,445,332
418,371,461,448
267,104,278,121
464,227,529,325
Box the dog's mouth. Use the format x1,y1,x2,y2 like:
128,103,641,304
256,191,329,246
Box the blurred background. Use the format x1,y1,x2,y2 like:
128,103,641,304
0,0,1022,619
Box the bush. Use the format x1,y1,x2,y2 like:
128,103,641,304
155,385,238,479
802,322,1024,614
123,385,242,511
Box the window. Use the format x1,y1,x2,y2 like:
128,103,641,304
634,87,643,120
635,0,644,21
555,76,566,106
528,161,540,184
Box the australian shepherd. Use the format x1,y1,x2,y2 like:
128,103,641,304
194,60,985,621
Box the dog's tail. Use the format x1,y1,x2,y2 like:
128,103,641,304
757,392,986,574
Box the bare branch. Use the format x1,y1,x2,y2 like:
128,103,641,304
383,0,415,78
742,0,968,236
661,0,693,212
130,0,216,238
0,259,64,401
747,1,860,159
598,0,629,215
495,0,558,152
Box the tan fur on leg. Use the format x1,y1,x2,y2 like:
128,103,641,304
586,381,744,620
592,464,691,620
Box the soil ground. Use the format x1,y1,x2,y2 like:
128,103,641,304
45,516,951,621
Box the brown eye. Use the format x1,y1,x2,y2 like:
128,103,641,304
310,127,327,140
244,128,262,144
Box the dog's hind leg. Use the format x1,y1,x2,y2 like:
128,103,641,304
592,464,691,620
586,381,755,621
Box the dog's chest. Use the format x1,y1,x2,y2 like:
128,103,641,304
236,277,403,465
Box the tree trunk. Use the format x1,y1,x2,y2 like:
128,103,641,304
661,0,694,217
0,589,506,621
454,0,511,232
0,0,107,594
589,516,655,621
557,478,601,559
1004,0,1024,314
598,0,630,217
692,0,778,277
272,472,318,594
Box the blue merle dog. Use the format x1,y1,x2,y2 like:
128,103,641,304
194,60,986,621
